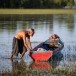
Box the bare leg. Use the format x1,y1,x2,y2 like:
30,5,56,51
10,52,13,59
10,50,17,59
20,50,26,58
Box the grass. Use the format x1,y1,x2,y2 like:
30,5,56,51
0,65,76,76
51,68,75,76
0,9,76,14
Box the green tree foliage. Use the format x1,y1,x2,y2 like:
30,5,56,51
0,0,75,8
65,0,75,7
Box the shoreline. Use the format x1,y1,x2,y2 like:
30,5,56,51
0,9,76,14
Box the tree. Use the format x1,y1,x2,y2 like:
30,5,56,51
0,0,75,8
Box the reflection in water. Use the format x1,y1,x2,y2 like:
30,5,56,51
11,58,50,72
10,59,52,76
31,62,52,71
31,51,63,71
9,59,32,76
51,52,63,68
0,59,12,73
0,21,17,32
11,59,28,72
53,14,75,32
0,51,63,73
0,14,75,42
0,14,76,73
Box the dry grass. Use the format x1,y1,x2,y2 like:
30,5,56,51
0,9,76,14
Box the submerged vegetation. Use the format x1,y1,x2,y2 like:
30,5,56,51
0,66,76,76
0,45,76,76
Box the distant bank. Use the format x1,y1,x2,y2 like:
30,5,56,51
0,9,76,14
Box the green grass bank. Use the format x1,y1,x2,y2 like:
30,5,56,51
0,9,76,14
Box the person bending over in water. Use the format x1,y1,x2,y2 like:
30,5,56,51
10,28,35,59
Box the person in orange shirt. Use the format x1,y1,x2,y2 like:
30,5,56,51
10,28,35,59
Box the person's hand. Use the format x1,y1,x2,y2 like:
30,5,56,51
26,51,30,55
20,55,23,59
28,48,32,51
27,47,31,51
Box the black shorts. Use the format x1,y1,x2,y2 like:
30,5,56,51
12,37,27,56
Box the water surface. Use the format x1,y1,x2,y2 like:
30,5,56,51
0,14,76,73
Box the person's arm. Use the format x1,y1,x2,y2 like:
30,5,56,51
27,37,32,50
23,34,31,51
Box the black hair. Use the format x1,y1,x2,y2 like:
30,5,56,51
30,28,35,33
